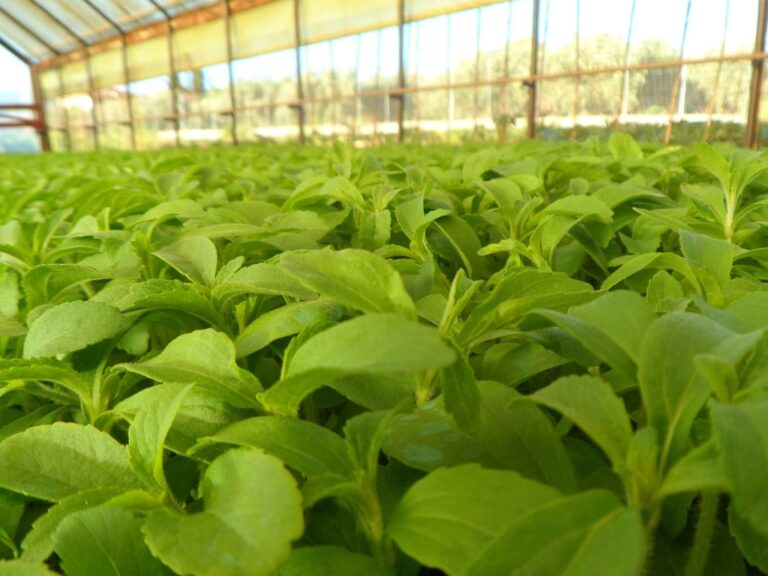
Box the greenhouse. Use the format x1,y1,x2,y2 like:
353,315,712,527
0,0,766,150
0,1,768,576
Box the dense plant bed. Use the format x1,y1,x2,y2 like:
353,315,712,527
0,138,767,575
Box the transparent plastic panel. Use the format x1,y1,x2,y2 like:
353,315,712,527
300,0,396,44
61,60,89,94
2,0,79,53
233,49,297,109
174,18,227,71
90,48,125,90
404,14,449,87
177,62,230,117
96,85,129,123
232,0,295,59
0,11,51,59
128,36,171,82
406,0,505,22
130,76,173,119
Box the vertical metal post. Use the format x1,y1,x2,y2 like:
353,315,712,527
446,13,453,142
617,0,636,126
224,0,239,145
84,47,101,150
526,0,540,139
745,0,768,148
167,22,181,147
121,36,137,150
570,0,580,139
499,0,513,142
704,0,730,140
81,0,136,149
31,65,51,151
396,0,406,142
292,0,306,144
147,0,181,147
56,65,72,150
665,0,692,144
473,7,482,137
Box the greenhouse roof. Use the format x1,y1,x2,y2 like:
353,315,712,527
0,0,219,64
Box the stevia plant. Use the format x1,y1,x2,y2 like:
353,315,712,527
0,137,766,575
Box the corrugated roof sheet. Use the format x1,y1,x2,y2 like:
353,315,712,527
0,0,219,63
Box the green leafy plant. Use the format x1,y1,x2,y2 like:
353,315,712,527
0,138,767,575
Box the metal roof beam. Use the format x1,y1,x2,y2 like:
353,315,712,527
0,6,60,54
0,34,32,64
80,0,125,35
29,0,89,47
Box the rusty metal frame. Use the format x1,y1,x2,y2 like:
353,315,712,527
2,0,766,149
526,0,540,138
0,6,71,150
30,0,100,150
147,0,181,147
0,34,31,64
292,0,306,144
81,0,137,150
746,0,768,148
664,0,693,144
395,0,406,142
223,0,238,145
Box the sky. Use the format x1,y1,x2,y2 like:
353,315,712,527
0,0,762,98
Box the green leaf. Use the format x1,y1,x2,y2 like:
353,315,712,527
213,263,318,301
465,491,645,576
388,464,560,575
657,441,729,498
54,507,167,576
729,507,768,573
533,375,633,470
0,359,90,403
235,301,343,358
695,142,731,192
459,269,594,347
0,423,140,501
114,383,247,454
566,290,656,364
679,231,734,288
143,448,304,576
21,488,129,562
382,408,485,472
260,315,453,415
128,384,193,492
23,301,129,358
0,562,55,576
476,381,576,492
120,329,262,409
608,133,643,161
440,346,481,434
286,314,455,377
462,149,499,182
712,398,768,537
280,249,416,318
195,416,354,478
639,313,733,469
154,235,218,286
275,546,391,576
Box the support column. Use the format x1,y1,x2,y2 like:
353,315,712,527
745,0,768,148
31,65,51,151
147,0,181,147
292,0,306,144
396,0,406,142
526,0,540,139
224,0,239,145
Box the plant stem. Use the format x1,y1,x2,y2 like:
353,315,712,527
684,492,719,576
